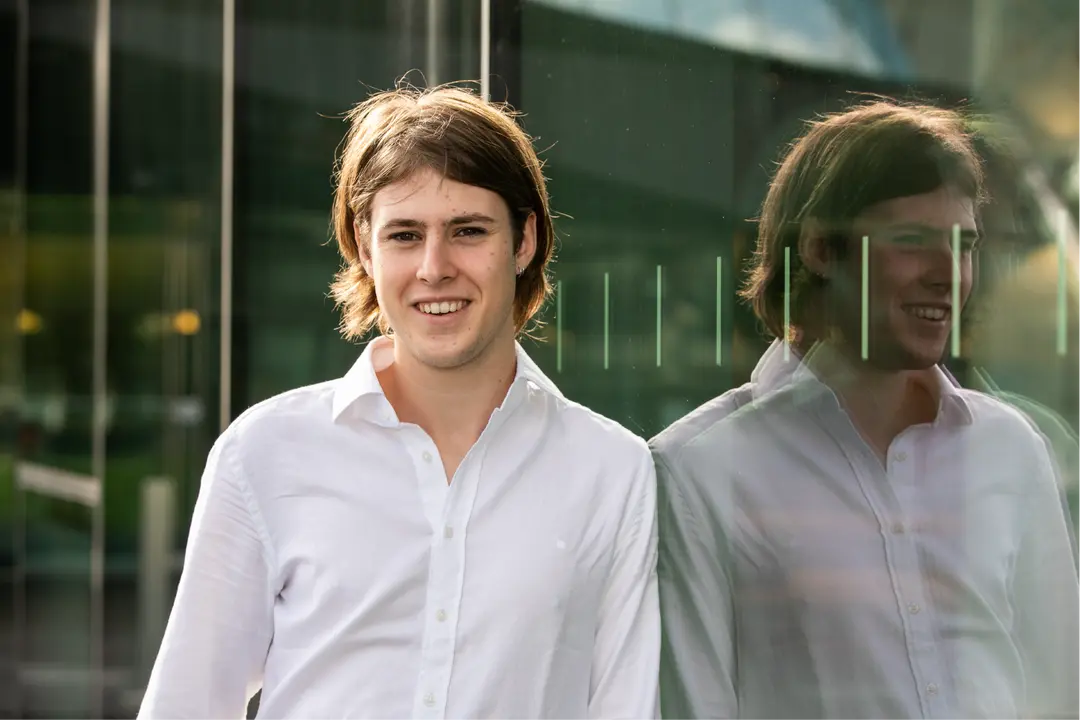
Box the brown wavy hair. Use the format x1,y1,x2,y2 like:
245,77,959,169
330,83,556,340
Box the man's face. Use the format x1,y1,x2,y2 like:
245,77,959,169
363,167,536,371
831,185,978,370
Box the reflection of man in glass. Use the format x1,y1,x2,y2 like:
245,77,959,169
652,101,1078,719
139,85,659,719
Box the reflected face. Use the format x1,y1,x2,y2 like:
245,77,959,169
831,185,979,370
362,167,536,371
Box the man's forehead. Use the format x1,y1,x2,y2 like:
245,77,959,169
374,212,501,229
856,192,976,229
369,181,505,226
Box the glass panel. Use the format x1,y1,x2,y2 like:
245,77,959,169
0,0,26,713
20,491,94,717
14,0,97,715
518,0,1079,451
519,2,747,436
518,1,1078,716
107,0,223,705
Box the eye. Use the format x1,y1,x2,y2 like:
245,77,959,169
388,230,420,242
455,226,488,238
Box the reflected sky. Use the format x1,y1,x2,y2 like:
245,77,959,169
533,0,911,77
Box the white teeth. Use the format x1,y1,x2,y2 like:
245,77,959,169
907,306,947,321
418,300,467,315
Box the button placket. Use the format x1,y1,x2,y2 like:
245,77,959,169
414,447,485,719
421,516,458,717
417,407,505,718
408,429,449,534
407,428,460,719
875,432,942,717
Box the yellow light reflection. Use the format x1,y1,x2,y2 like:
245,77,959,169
16,309,43,335
172,309,201,336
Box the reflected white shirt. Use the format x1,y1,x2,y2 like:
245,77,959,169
651,340,1078,719
139,338,660,719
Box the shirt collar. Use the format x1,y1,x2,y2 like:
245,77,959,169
750,339,805,400
751,338,974,425
331,336,564,424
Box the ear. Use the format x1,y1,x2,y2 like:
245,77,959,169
515,213,538,275
797,218,834,279
355,217,373,277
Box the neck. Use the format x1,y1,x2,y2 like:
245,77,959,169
798,337,939,457
380,332,518,449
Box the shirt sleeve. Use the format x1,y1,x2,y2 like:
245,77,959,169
1010,432,1079,720
138,432,276,719
652,447,738,719
588,445,661,719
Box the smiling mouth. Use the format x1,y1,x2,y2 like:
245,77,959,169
416,300,470,316
903,305,949,322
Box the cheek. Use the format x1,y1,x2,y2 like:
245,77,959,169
369,255,411,304
869,252,917,306
469,248,514,291
961,254,976,295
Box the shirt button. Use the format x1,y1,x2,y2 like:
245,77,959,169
423,692,435,707
908,602,921,615
927,682,939,695
436,609,447,622
443,525,454,539
422,451,432,463
891,522,905,534
893,451,907,462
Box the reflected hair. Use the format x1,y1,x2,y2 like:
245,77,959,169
330,82,556,340
741,98,986,339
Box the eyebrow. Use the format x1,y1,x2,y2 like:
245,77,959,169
885,223,980,240
381,213,499,230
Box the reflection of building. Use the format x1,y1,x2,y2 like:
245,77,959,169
0,1,1076,717
971,0,1078,156
534,0,911,76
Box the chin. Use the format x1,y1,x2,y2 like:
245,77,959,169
410,337,487,371
897,342,946,370
417,352,476,371
865,336,944,372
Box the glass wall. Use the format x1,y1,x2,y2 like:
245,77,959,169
3,0,225,715
514,0,1079,528
1,0,1076,716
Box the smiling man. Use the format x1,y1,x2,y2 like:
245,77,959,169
138,85,659,719
652,101,1078,718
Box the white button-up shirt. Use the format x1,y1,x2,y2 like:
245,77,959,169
651,340,1079,719
139,339,660,719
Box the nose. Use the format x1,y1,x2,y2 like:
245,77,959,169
921,234,962,291
416,236,456,284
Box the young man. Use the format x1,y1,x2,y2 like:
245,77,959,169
139,85,659,719
652,101,1078,719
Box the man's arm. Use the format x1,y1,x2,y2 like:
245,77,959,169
1011,434,1079,720
588,447,661,719
138,433,275,719
652,448,737,719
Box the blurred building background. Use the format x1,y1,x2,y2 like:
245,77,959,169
0,0,1076,717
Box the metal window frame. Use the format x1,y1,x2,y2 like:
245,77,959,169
487,0,523,108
